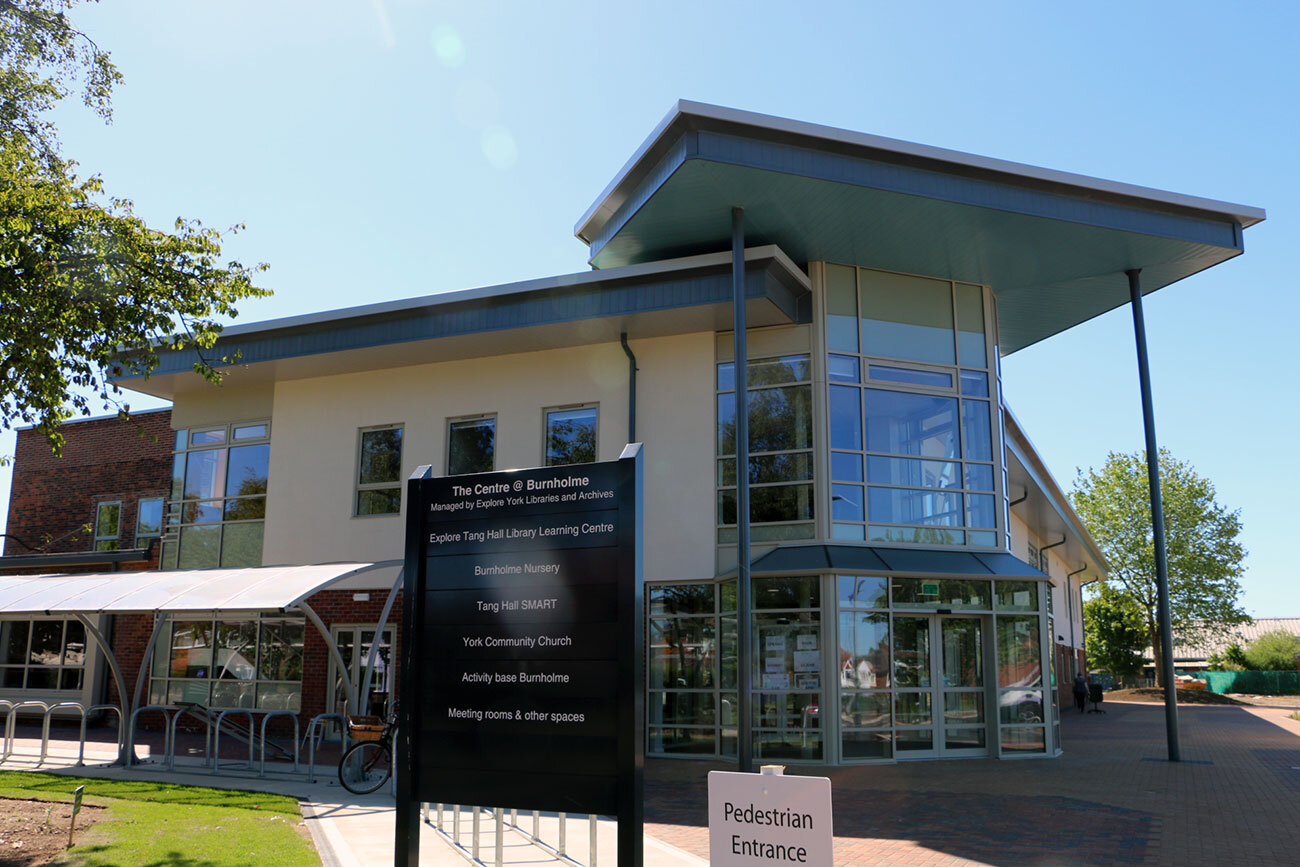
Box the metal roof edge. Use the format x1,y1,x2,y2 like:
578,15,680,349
189,244,808,345
0,549,153,570
1002,404,1110,573
575,100,1265,245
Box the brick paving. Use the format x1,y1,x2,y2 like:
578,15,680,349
645,702,1300,865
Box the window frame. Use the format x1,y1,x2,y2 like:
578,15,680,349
542,403,599,467
0,617,90,693
354,423,405,518
93,500,122,551
134,496,165,549
446,413,497,476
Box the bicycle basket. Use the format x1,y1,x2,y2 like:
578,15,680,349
347,714,385,742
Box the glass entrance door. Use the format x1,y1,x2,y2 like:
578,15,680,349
891,615,989,758
329,625,394,717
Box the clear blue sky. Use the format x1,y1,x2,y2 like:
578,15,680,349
3,1,1296,613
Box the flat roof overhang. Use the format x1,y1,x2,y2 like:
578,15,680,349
577,102,1266,354
117,246,809,400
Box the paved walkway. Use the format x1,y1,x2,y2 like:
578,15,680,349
3,700,1298,864
644,701,1300,865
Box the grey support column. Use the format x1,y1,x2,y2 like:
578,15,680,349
732,207,753,773
1127,268,1180,762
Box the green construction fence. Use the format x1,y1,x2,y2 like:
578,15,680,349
1194,670,1300,695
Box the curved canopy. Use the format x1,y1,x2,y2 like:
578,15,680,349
0,562,399,616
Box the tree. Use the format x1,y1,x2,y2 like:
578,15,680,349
1243,630,1300,672
1071,449,1249,687
1,0,268,454
1082,583,1147,682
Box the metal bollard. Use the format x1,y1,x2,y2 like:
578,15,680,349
453,804,461,845
558,811,566,856
532,809,539,840
437,803,443,828
510,807,517,827
494,807,503,866
590,814,598,866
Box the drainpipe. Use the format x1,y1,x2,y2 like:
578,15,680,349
620,332,637,442
1066,566,1087,678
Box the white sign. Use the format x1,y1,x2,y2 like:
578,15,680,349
796,634,817,651
766,635,786,652
708,770,833,865
792,650,819,673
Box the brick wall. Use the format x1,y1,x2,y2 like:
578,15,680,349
4,409,173,564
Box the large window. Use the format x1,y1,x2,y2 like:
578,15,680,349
162,422,270,570
356,425,403,516
826,265,1002,547
647,581,737,758
717,354,815,543
0,619,87,691
149,614,305,711
751,576,823,761
545,405,597,466
134,497,164,549
448,415,495,475
93,501,121,551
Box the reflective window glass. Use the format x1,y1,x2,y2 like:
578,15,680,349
867,365,953,389
183,449,227,501
960,370,989,396
964,464,995,491
893,618,930,687
358,428,403,485
955,283,986,366
997,615,1042,688
832,484,864,521
867,456,960,489
649,584,715,616
995,582,1039,612
546,407,597,466
831,452,863,482
232,424,268,440
868,487,962,526
828,354,860,382
892,579,991,611
837,575,889,610
829,386,862,450
448,417,495,475
864,390,958,458
825,264,859,352
753,577,819,610
961,400,993,461
859,270,955,365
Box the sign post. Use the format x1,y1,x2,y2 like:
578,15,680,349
66,785,84,849
708,770,832,865
395,444,644,866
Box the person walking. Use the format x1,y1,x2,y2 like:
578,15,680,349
1072,672,1088,714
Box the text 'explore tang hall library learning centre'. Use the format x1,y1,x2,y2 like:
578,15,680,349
0,102,1263,791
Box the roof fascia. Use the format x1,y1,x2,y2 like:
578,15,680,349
576,100,1265,245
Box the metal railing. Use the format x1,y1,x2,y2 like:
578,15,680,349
424,803,600,866
304,713,346,784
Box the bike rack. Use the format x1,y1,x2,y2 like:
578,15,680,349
80,704,125,767
41,702,87,767
167,706,215,772
425,804,598,867
212,709,255,775
0,700,14,762
1,701,50,765
303,713,345,783
258,711,300,777
127,704,177,768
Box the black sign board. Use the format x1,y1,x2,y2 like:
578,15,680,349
395,445,644,867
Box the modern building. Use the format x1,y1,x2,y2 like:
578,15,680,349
0,102,1262,764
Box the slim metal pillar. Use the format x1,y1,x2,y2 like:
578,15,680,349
1127,268,1181,762
732,207,753,773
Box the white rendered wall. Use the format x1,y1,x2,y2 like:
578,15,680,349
258,334,717,584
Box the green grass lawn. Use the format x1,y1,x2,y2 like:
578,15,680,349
0,771,319,866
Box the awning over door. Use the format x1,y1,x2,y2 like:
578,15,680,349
0,562,400,616
724,544,1047,579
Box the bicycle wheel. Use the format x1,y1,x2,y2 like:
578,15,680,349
338,740,392,794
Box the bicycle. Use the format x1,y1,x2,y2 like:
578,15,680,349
338,702,397,794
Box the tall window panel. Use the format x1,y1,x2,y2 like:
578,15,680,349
448,416,495,475
717,354,815,544
135,497,164,549
356,425,403,516
0,619,87,691
826,265,1002,547
545,405,598,466
93,501,121,551
161,421,270,570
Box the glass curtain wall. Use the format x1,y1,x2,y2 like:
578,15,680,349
826,265,1005,547
162,422,270,569
717,355,815,544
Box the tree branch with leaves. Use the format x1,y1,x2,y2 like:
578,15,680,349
1,0,269,454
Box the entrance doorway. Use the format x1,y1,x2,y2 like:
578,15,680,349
892,614,991,757
328,625,394,718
